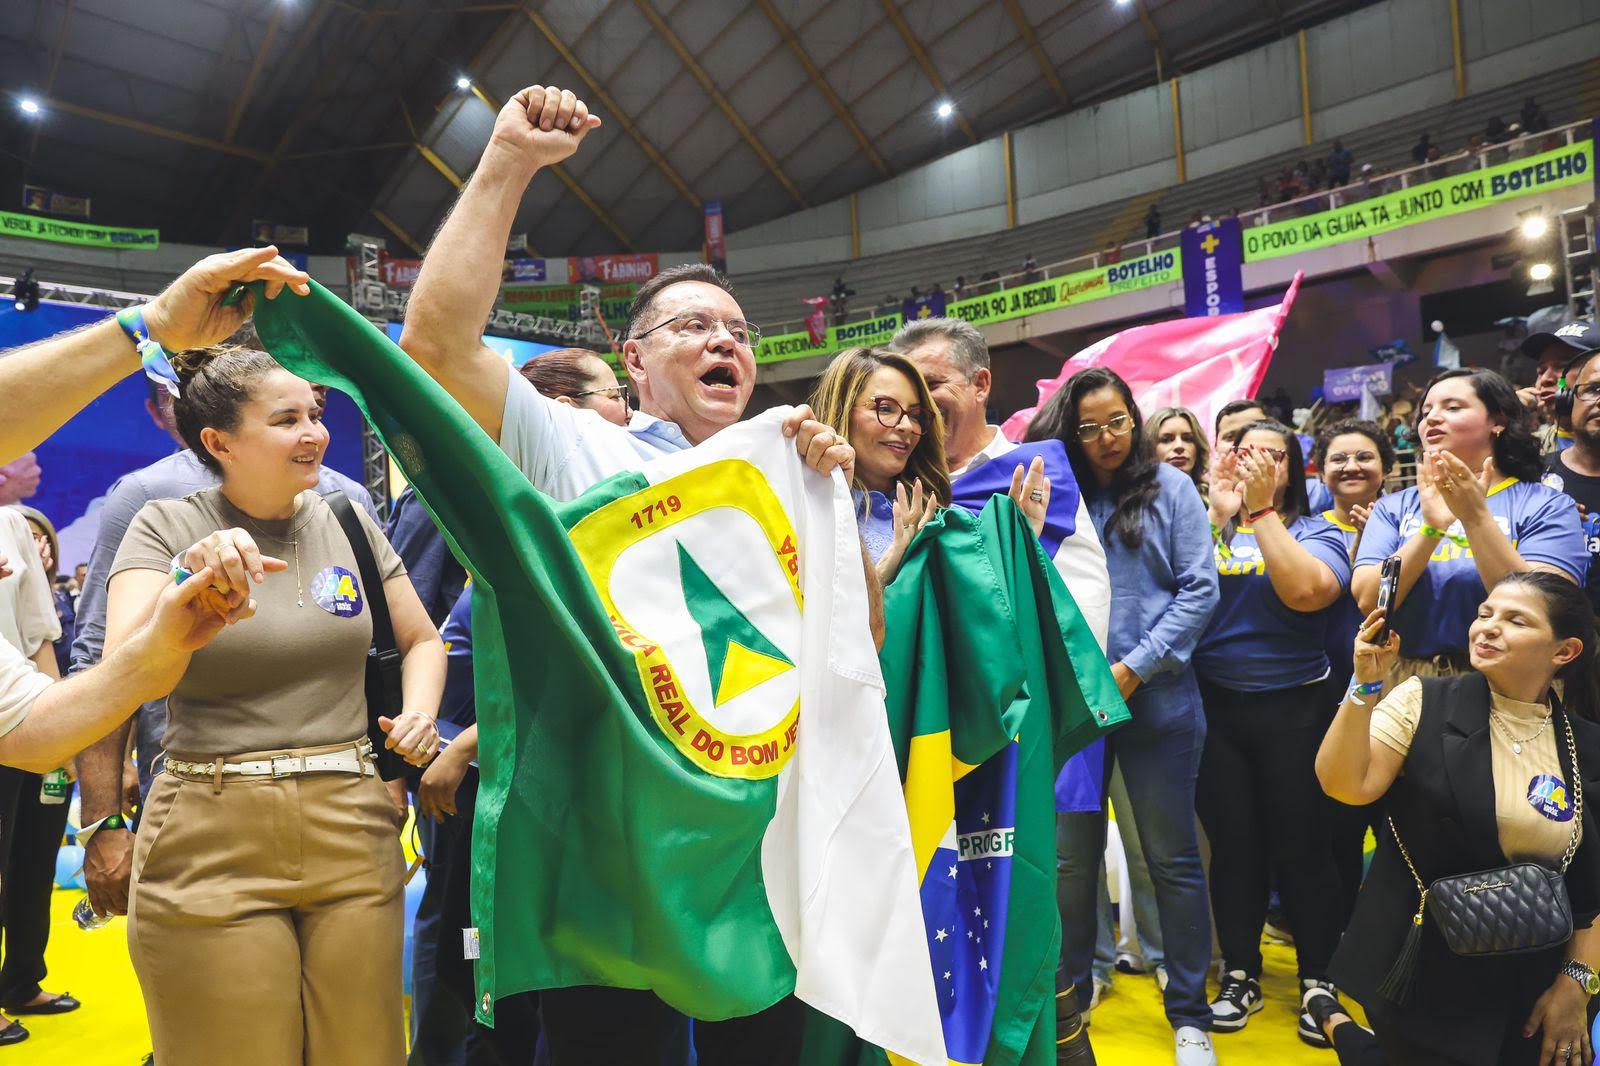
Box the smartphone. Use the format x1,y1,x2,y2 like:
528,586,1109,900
1375,555,1401,644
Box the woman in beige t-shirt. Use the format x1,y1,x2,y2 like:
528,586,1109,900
104,345,446,1066
1313,572,1600,1065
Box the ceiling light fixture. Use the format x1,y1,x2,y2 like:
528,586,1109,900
1529,262,1554,282
456,77,472,91
936,100,954,119
18,97,40,116
1520,215,1549,239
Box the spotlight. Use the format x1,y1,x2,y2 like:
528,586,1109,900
1529,262,1554,282
456,77,472,91
936,100,954,119
1521,215,1549,239
13,269,39,313
18,97,40,116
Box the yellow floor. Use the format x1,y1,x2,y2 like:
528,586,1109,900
1090,938,1367,1064
14,890,1353,1065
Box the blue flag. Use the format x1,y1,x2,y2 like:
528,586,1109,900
1180,218,1244,317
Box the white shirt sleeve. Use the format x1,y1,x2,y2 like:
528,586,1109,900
497,361,588,492
0,509,60,656
0,635,48,738
1051,494,1112,654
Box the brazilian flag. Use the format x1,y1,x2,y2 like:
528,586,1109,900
804,500,1127,1066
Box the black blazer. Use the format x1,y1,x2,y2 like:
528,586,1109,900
1331,673,1600,1021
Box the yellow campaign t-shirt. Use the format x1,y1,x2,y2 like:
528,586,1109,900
1372,675,1576,864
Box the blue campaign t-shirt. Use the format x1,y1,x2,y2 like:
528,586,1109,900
1354,479,1587,659
1319,510,1363,683
1193,512,1353,692
438,586,477,728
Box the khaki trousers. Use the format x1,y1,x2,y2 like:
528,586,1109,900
128,740,407,1066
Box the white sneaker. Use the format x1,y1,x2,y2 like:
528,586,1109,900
1175,1026,1217,1066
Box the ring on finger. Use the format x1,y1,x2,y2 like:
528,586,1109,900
1029,489,1045,502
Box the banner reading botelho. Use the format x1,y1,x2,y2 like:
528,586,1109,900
0,209,158,249
751,249,1180,366
1243,138,1595,262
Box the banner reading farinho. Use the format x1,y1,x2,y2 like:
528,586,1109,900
1243,139,1594,262
0,209,157,249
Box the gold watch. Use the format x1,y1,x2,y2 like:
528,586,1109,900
1560,960,1600,996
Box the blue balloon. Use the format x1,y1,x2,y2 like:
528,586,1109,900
55,845,86,890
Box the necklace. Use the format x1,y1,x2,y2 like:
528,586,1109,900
236,497,308,609
1490,706,1552,754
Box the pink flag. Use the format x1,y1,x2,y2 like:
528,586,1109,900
801,296,828,346
1001,272,1304,442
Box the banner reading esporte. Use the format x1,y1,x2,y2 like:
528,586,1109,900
1244,139,1594,262
0,210,158,249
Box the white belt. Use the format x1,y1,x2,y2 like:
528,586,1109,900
165,741,375,779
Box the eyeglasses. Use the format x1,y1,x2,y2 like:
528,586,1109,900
571,383,631,406
866,396,933,434
1574,383,1600,406
1075,412,1134,442
1326,450,1379,467
634,312,761,351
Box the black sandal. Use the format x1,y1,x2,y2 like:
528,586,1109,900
6,994,79,1016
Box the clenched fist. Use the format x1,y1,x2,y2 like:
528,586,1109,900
485,85,603,175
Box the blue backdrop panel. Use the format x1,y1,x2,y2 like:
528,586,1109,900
1,297,367,570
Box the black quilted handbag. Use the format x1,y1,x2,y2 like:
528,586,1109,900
1378,705,1583,1002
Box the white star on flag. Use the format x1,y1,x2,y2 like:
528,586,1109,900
974,906,982,917
981,812,991,825
947,864,957,879
979,957,988,971
984,919,989,929
967,931,974,939
934,928,948,942
943,971,951,980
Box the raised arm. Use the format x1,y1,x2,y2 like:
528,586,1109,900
0,247,307,464
398,86,601,443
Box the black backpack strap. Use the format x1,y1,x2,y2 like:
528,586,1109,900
326,491,398,660
326,491,406,778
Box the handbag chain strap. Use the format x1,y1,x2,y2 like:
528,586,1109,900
1386,703,1584,920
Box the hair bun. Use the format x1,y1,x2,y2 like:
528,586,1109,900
168,345,227,387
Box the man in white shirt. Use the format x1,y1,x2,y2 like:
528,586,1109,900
396,83,856,1066
397,85,851,505
891,318,1111,649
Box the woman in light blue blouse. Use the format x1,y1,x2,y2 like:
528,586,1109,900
1026,367,1221,1066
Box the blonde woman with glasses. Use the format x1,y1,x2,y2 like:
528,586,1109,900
807,347,949,583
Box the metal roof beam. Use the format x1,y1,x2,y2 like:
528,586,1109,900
752,0,889,177
1133,0,1170,80
632,0,807,208
998,0,1069,108
41,96,272,162
876,0,976,143
521,4,702,209
225,5,285,143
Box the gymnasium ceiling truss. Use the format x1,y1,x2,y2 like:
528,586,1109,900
0,0,1374,258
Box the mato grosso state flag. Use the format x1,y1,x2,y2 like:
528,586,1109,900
251,282,947,1065
803,500,1127,1066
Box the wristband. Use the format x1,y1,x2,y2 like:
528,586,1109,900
1209,522,1232,560
1246,506,1276,523
1347,679,1384,706
1420,523,1469,547
116,305,179,398
100,813,128,831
